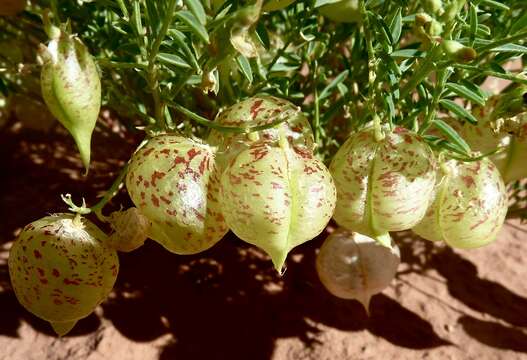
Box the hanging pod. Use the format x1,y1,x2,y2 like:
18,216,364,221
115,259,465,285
40,29,101,172
412,158,508,249
207,95,315,170
329,127,436,244
8,214,118,336
126,135,229,254
220,141,336,272
316,228,400,312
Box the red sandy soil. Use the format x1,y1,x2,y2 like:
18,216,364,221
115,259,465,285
1,114,526,360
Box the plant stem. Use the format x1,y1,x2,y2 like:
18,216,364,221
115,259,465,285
146,0,178,128
476,30,527,55
313,60,321,147
91,164,129,220
419,68,450,134
359,0,377,113
400,45,441,100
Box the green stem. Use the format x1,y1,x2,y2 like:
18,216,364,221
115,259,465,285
400,45,441,99
313,61,321,147
419,68,449,134
475,30,527,55
168,101,293,133
359,0,377,113
91,164,129,220
145,0,178,128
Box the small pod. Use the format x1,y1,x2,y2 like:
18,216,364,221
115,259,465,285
329,127,436,239
207,96,315,169
220,142,336,272
40,31,101,172
316,228,400,311
126,135,228,254
8,214,118,336
412,158,508,249
107,207,151,252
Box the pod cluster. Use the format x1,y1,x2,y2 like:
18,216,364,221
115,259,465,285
126,96,336,272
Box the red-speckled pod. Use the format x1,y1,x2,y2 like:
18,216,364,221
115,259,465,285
8,214,118,336
413,158,508,248
126,135,228,254
220,142,336,272
329,127,436,237
316,228,400,311
208,96,315,169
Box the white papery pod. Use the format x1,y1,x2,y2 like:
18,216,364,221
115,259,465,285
316,228,400,311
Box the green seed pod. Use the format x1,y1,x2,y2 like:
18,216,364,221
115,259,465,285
316,228,400,311
413,158,508,248
330,127,436,238
220,142,336,272
40,31,101,172
0,0,26,15
207,95,315,169
319,0,361,23
126,135,228,254
107,207,151,252
442,40,476,63
8,214,118,336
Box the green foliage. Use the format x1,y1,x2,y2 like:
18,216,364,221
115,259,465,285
0,0,526,212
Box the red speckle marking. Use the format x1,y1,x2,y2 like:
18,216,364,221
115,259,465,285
52,269,60,277
33,250,42,259
53,299,63,305
64,278,80,286
151,194,160,207
187,148,201,161
461,175,475,188
250,99,264,119
37,268,45,276
151,171,166,187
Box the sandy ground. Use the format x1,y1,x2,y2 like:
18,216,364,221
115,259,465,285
1,114,526,360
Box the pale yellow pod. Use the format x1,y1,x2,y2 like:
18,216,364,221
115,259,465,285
8,214,118,336
126,135,228,254
220,142,336,272
330,127,436,237
413,158,508,248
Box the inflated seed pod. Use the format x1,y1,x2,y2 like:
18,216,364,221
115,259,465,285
319,0,361,23
40,30,101,172
316,228,400,311
107,207,151,252
220,142,336,272
207,96,315,169
412,158,508,248
329,127,436,238
126,135,228,254
8,214,118,336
